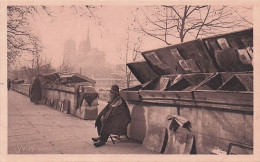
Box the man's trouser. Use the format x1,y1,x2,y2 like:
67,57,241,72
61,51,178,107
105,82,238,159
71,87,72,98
96,118,109,142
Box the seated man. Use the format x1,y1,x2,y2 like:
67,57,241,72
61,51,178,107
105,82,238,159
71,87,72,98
92,85,131,147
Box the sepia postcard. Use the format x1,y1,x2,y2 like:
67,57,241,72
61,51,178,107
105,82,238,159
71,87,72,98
0,0,260,161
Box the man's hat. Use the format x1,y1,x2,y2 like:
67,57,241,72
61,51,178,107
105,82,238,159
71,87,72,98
110,85,119,94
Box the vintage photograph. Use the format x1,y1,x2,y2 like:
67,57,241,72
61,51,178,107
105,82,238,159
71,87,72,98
7,5,253,155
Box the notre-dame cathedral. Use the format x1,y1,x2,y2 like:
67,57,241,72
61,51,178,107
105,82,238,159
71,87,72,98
62,29,108,77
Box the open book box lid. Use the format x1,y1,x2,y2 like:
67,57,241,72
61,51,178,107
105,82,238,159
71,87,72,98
127,28,253,84
141,39,217,76
127,61,158,84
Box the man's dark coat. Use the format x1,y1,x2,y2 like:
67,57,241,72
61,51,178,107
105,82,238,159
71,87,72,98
29,77,42,102
96,95,131,136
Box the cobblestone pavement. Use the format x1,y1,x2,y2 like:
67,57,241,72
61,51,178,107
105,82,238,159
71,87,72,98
8,90,154,154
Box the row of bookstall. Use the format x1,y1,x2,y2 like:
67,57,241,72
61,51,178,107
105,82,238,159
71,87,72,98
11,73,99,120
120,28,253,154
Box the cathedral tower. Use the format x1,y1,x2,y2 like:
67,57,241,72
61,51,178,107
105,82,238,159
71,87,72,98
79,28,91,53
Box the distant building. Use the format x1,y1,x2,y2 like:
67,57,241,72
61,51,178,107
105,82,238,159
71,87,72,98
62,28,135,90
78,28,91,53
62,28,107,77
63,39,76,65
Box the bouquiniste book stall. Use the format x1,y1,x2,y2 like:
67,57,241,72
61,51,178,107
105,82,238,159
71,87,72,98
121,28,253,154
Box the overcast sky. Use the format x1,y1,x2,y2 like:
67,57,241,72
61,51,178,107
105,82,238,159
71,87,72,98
29,5,253,67
31,6,149,67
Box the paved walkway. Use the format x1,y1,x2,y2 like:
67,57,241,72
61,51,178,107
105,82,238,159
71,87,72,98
8,90,154,154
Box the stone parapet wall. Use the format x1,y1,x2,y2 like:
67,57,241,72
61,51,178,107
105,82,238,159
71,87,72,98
11,83,98,120
43,86,98,120
126,100,252,154
11,83,30,96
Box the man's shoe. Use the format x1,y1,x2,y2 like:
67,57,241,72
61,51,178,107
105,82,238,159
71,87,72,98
94,141,105,147
92,137,100,142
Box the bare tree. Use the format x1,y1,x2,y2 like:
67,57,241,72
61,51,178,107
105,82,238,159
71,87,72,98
122,19,144,88
111,33,143,88
22,56,55,82
7,6,46,67
60,63,75,73
230,6,253,25
136,5,253,45
125,35,143,88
